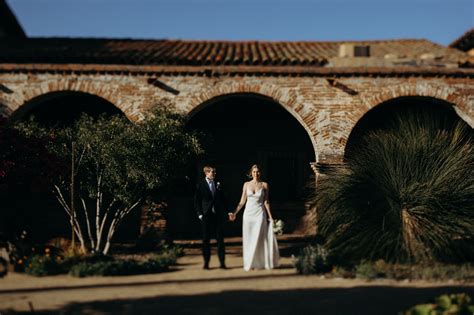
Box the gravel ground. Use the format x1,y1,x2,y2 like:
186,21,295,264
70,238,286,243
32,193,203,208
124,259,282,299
0,249,473,315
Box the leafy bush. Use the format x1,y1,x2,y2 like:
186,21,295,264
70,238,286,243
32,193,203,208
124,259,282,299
12,243,182,277
355,260,379,280
15,109,202,255
160,244,184,259
402,293,474,315
343,260,474,282
311,109,474,263
24,254,62,276
69,254,174,277
21,246,67,276
0,257,8,278
294,244,332,275
418,264,474,282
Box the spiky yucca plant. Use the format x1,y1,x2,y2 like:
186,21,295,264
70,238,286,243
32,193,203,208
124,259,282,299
312,108,474,263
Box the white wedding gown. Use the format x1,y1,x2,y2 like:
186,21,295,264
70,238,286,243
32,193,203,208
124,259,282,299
242,187,280,271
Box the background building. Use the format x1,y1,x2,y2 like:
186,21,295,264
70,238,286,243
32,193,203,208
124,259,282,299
1,1,472,239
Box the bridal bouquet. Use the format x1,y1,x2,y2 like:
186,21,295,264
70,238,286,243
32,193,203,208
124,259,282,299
272,219,284,236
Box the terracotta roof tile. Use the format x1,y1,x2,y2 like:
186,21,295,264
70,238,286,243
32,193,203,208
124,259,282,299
449,28,474,52
0,63,472,78
0,0,26,38
0,37,468,67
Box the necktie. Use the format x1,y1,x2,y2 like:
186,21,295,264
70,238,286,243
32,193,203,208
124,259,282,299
209,180,216,195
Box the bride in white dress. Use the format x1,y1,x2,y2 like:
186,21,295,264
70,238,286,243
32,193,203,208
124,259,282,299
229,164,280,271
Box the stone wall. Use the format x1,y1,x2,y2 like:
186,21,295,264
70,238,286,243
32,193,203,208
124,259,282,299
1,71,472,165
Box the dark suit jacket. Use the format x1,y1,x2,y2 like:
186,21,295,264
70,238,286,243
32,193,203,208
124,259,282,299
194,179,227,219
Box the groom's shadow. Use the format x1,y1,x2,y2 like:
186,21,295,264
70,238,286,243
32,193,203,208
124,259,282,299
207,266,242,270
276,263,294,269
210,264,293,270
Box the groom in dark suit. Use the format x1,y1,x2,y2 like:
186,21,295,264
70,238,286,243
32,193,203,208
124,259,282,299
194,165,228,269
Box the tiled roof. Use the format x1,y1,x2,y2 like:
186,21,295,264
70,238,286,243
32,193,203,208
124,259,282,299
0,0,26,38
449,28,474,52
0,37,468,67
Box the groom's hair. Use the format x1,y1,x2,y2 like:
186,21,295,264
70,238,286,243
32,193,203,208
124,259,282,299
203,165,215,174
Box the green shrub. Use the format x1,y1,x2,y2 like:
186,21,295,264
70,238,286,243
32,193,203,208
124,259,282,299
69,254,174,277
345,261,474,282
160,244,184,259
15,245,180,278
311,109,474,264
418,264,474,282
402,293,473,315
24,254,62,276
294,244,332,275
355,260,378,280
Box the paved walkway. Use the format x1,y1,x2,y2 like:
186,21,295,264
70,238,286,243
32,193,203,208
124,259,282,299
0,247,473,315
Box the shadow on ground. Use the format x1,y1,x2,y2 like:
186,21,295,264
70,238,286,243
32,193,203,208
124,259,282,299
0,272,294,295
10,286,474,315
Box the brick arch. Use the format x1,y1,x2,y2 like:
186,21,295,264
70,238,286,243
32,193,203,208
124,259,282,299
333,83,473,154
6,79,132,120
342,88,473,159
360,83,473,128
0,95,13,117
187,82,318,159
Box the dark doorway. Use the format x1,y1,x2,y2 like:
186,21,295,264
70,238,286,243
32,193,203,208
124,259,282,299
5,92,137,244
169,94,315,239
345,96,471,159
10,91,123,127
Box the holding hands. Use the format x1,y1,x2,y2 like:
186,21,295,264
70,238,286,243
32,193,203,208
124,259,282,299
228,212,236,221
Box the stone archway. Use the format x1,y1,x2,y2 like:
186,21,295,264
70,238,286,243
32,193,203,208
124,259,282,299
360,83,473,128
345,96,471,159
6,91,138,242
168,93,316,239
186,82,319,158
0,102,11,118
333,82,474,162
0,92,14,118
3,78,136,121
9,91,124,126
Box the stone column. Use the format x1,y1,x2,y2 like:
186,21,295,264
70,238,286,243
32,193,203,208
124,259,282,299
311,162,347,186
299,162,347,236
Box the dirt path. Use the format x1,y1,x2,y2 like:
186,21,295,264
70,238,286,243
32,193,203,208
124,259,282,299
0,251,473,314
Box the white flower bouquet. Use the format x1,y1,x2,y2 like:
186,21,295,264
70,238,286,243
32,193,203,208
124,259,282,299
272,219,284,236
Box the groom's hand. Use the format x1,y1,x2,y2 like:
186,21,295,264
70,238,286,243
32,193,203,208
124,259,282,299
228,212,235,221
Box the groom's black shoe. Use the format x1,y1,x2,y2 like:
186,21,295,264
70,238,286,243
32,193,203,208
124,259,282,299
219,263,227,269
203,263,210,270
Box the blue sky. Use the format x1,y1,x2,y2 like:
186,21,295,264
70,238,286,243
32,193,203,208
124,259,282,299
7,0,474,45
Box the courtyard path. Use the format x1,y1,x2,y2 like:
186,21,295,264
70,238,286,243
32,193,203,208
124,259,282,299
0,246,473,314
